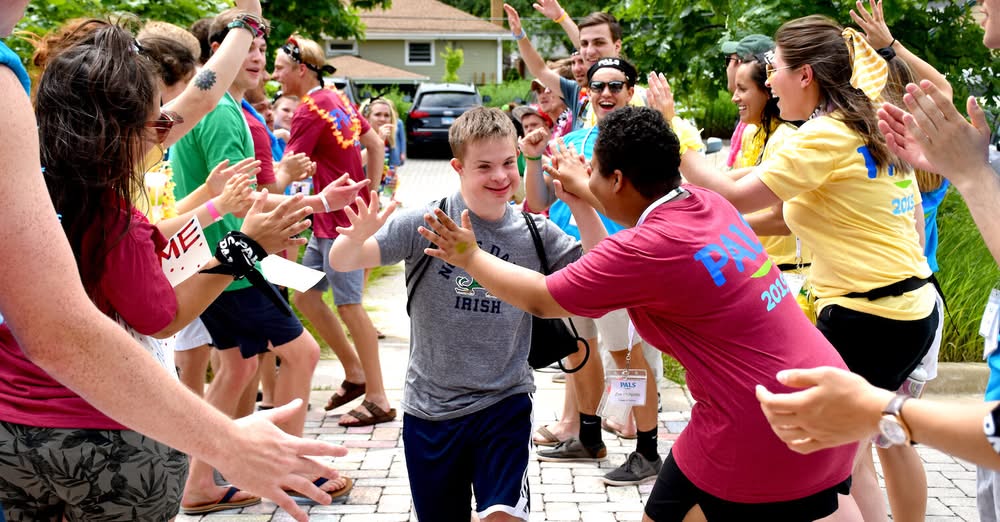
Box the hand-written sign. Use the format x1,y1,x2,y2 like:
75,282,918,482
159,217,212,287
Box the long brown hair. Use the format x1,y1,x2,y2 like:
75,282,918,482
36,21,158,295
776,15,900,172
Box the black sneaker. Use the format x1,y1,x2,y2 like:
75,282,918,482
536,437,607,462
601,451,662,486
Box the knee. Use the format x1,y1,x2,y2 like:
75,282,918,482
276,334,321,370
335,302,363,317
219,356,259,384
291,290,322,311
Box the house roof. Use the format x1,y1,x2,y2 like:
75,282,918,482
327,55,430,83
360,0,508,36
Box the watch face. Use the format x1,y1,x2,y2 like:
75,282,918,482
879,416,907,445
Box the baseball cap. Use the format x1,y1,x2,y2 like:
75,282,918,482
734,34,774,59
720,40,740,55
512,104,554,128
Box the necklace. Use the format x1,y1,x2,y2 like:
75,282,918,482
302,89,362,150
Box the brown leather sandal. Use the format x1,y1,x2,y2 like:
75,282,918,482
338,399,397,427
324,380,366,411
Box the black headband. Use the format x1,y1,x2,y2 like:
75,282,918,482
586,57,637,86
282,39,336,85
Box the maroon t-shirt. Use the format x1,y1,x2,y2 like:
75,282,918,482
0,209,177,429
242,106,277,187
286,88,371,238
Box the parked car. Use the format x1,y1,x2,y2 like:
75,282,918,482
406,83,484,153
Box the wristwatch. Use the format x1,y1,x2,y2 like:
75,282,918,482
878,394,912,446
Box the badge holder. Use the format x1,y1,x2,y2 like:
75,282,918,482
781,238,808,297
596,342,647,425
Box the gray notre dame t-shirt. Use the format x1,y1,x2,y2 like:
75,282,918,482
374,193,582,421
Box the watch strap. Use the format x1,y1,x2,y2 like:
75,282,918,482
883,394,910,417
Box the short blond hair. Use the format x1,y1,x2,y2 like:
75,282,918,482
448,107,517,161
287,34,325,70
138,21,200,62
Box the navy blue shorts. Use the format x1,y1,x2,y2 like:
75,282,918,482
200,286,304,359
403,394,532,521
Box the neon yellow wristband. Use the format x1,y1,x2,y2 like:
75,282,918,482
553,10,568,24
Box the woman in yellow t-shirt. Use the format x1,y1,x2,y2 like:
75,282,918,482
679,15,938,521
729,55,814,319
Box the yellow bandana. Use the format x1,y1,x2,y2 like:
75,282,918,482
842,27,887,101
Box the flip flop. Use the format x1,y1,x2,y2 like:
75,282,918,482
284,476,353,504
532,426,563,447
602,419,638,440
338,400,397,427
324,380,366,411
181,486,261,515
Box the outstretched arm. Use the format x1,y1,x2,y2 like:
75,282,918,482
328,191,395,271
756,366,1000,468
418,209,571,318
505,3,564,95
520,126,556,210
0,66,345,522
161,0,264,147
850,0,953,98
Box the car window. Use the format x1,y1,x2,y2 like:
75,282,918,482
417,92,478,108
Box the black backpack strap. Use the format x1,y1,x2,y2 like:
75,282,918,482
405,197,447,316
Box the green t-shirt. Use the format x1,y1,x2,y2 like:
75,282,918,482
170,92,254,291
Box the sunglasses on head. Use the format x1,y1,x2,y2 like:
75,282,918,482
589,80,626,94
146,110,183,143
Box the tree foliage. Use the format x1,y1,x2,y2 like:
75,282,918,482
441,44,464,82
7,0,390,68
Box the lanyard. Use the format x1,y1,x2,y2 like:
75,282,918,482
625,186,688,367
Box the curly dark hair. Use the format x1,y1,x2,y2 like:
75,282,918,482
137,35,197,87
593,107,681,199
36,21,158,296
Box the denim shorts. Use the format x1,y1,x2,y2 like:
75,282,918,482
301,235,365,306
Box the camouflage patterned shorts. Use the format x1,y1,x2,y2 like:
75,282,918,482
0,420,188,521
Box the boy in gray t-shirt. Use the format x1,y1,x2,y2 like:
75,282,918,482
329,107,580,521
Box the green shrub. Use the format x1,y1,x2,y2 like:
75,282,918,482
480,79,533,108
936,187,1000,362
677,88,738,140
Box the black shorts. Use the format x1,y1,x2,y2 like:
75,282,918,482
644,452,851,522
817,303,938,391
200,286,304,359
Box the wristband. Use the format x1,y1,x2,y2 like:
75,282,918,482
205,200,223,222
513,29,527,41
553,10,568,24
524,154,542,161
318,192,332,213
227,14,268,39
202,231,292,316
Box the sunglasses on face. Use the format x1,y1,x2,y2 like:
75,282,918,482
589,80,626,94
725,55,741,67
765,63,794,80
146,110,183,143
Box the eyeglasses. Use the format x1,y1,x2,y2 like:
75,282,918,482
725,55,740,67
146,110,183,143
589,80,626,94
765,63,795,80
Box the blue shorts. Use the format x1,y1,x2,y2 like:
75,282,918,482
403,394,532,521
200,286,304,358
302,235,364,305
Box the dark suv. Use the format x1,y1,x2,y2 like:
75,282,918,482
406,83,483,152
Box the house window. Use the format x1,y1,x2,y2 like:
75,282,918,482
406,41,435,66
326,40,357,57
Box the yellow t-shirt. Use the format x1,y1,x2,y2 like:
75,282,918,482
756,115,933,320
738,123,812,268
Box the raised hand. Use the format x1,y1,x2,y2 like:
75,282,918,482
214,173,254,216
503,3,523,35
378,123,395,141
219,400,348,522
335,190,397,241
849,0,893,49
207,158,261,197
239,190,312,254
878,80,992,180
544,138,590,199
318,173,371,212
279,152,315,184
518,126,551,160
647,72,676,123
417,208,480,269
532,0,565,21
